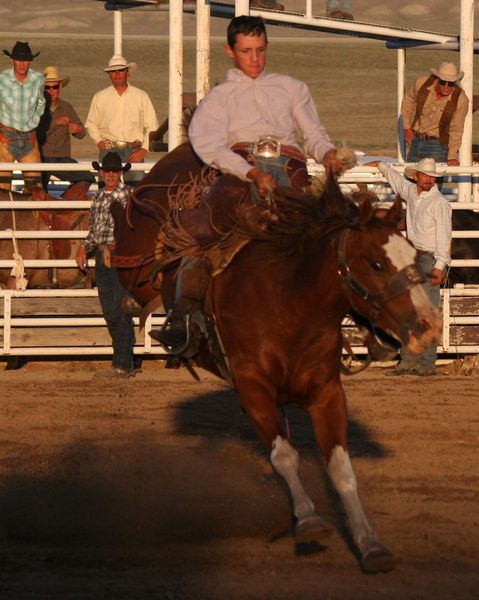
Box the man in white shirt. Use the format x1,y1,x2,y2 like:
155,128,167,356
157,15,343,354
367,157,452,376
85,55,158,186
189,16,342,197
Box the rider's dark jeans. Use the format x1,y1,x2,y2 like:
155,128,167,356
95,248,135,371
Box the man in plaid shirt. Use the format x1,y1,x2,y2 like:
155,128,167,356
76,152,138,378
0,41,45,190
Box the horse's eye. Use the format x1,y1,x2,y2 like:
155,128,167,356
371,261,384,271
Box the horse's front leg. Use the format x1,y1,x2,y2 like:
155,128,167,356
270,435,333,542
235,371,332,542
307,379,397,573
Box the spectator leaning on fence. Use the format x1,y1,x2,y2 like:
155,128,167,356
0,41,45,191
401,62,469,167
366,157,452,377
36,65,94,189
85,55,158,186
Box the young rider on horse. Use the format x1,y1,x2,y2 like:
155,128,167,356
156,15,345,354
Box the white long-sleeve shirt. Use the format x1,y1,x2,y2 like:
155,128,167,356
378,162,452,271
85,84,158,151
188,68,335,181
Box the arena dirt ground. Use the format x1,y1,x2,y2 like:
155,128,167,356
1,359,478,599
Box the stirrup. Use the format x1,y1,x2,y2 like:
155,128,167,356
158,309,191,356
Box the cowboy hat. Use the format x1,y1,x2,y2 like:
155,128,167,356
3,41,39,61
43,65,70,87
404,157,446,179
430,61,464,83
92,151,131,173
104,54,137,73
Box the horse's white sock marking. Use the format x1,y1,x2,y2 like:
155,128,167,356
270,435,315,520
328,445,374,547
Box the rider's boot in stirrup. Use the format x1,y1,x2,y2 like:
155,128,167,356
151,258,212,355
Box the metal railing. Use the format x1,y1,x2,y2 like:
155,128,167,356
1,162,479,357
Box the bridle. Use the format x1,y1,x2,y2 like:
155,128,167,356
337,228,426,324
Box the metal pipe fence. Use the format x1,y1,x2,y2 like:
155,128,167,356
0,163,479,358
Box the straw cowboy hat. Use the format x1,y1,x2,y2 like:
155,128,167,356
43,65,70,87
104,54,137,73
92,151,131,173
3,41,39,61
404,157,446,179
430,61,464,83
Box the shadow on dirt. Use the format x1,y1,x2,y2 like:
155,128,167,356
0,388,388,550
173,388,389,459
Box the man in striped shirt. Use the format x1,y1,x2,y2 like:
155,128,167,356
0,41,45,190
367,157,452,376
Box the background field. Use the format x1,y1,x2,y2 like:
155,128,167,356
1,35,478,162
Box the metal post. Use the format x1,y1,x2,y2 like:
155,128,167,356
458,0,474,202
169,0,184,150
113,10,122,55
196,0,211,103
305,0,312,18
397,48,406,163
236,0,249,16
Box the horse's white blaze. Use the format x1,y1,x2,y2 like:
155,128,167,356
328,445,375,547
270,435,316,520
383,233,433,314
383,233,415,270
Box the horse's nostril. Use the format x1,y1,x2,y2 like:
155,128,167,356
417,318,431,333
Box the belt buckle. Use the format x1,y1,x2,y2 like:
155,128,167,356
116,141,128,149
253,135,281,159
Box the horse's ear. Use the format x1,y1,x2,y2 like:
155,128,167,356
358,194,375,226
383,195,403,226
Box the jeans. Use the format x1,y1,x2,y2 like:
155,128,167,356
398,252,440,373
99,146,145,187
42,156,95,189
327,0,352,12
406,138,448,164
0,132,42,190
95,248,136,371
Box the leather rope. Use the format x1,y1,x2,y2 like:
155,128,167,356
7,191,28,291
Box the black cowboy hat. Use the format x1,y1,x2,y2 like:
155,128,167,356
92,151,131,173
3,41,40,61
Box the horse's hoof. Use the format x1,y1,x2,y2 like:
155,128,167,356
295,515,333,543
361,542,397,573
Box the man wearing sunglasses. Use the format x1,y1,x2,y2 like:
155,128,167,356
401,62,469,167
36,65,94,188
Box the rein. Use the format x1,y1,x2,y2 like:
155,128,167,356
337,228,426,324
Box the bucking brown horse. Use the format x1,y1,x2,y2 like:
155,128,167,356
113,142,442,573
0,181,92,289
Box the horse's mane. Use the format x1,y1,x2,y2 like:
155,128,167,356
154,171,385,273
236,173,360,256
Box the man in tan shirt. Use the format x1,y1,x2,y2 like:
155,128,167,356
401,61,469,167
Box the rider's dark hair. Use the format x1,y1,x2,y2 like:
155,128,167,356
227,16,267,48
